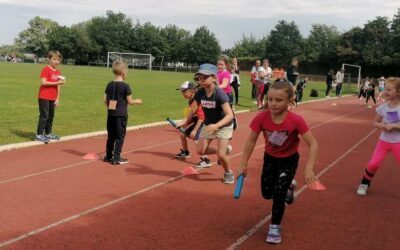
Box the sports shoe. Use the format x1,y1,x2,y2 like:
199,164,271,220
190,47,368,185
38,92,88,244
266,224,281,244
111,157,129,165
223,170,234,184
285,179,297,204
45,134,60,140
356,184,369,196
35,134,49,143
174,149,190,159
194,157,211,168
103,156,112,163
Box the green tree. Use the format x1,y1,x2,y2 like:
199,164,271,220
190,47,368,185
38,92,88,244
336,27,364,65
48,26,75,60
130,22,168,63
87,11,133,60
185,26,221,64
264,20,304,67
159,24,191,63
71,21,101,64
15,16,59,56
390,8,400,65
304,24,341,67
361,16,391,66
230,34,267,58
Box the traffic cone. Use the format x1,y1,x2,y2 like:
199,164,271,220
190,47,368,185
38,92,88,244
181,166,199,175
83,152,99,160
307,180,326,191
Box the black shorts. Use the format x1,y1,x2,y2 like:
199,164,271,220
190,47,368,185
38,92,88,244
261,152,299,200
184,116,199,137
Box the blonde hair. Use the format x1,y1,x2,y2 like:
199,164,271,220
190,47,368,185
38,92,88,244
217,55,230,69
270,79,295,99
385,77,400,92
112,60,127,76
47,50,62,60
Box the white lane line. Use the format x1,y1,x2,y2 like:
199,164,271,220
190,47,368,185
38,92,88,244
0,146,263,248
0,140,179,185
0,105,369,247
226,128,377,250
0,123,253,185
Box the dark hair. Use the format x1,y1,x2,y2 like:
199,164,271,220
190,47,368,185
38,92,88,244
271,79,295,99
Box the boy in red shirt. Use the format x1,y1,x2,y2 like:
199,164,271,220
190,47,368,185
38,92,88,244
35,50,65,142
237,80,318,244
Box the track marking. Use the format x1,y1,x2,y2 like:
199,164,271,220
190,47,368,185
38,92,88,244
226,128,377,250
0,106,365,185
0,106,370,247
0,140,179,185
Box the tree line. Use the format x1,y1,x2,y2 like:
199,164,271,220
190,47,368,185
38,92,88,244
2,9,400,76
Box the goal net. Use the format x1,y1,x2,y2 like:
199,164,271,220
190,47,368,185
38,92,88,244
342,63,361,92
107,52,155,70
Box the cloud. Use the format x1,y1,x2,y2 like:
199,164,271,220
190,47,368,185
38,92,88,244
0,0,399,48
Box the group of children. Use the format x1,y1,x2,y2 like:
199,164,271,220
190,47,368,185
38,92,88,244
34,51,400,244
358,76,386,105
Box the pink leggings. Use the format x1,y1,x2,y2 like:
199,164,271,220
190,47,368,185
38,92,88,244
364,140,400,180
254,81,265,108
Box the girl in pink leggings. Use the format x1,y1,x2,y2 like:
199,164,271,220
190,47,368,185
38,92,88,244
357,77,400,196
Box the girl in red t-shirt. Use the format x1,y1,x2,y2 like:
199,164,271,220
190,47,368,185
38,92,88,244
35,50,65,142
237,80,318,244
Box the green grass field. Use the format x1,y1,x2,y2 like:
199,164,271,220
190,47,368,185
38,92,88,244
0,62,357,145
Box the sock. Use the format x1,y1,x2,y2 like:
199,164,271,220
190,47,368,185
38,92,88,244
361,177,371,186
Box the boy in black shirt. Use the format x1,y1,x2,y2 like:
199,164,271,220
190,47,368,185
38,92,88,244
295,76,308,104
103,61,142,165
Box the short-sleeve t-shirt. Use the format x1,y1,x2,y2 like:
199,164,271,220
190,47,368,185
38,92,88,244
376,102,400,143
250,110,309,157
104,81,132,117
38,66,61,100
263,66,272,84
194,87,232,127
217,70,232,94
189,98,205,121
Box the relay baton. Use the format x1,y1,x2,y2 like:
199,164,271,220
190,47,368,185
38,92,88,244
193,123,203,143
234,174,245,199
166,118,186,134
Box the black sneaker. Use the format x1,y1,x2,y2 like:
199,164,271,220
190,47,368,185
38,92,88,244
285,179,297,204
103,156,112,163
111,157,129,165
174,149,190,159
194,157,212,168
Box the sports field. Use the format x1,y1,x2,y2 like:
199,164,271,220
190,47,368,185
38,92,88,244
0,63,356,145
1,96,398,249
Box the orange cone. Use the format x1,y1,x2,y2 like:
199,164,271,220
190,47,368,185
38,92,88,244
181,166,200,175
83,152,99,160
307,180,326,191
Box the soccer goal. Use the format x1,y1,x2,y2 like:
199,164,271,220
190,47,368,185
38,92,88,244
342,63,361,91
107,52,154,70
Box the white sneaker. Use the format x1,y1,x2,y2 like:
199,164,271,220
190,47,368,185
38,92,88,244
357,184,369,196
223,170,234,184
194,157,211,168
266,224,281,244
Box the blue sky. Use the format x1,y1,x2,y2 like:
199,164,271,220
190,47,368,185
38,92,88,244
0,0,399,49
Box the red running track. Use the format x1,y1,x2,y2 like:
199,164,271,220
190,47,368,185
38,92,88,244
0,96,399,249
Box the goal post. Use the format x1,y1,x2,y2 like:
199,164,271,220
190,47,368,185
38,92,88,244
342,63,361,91
107,52,154,70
